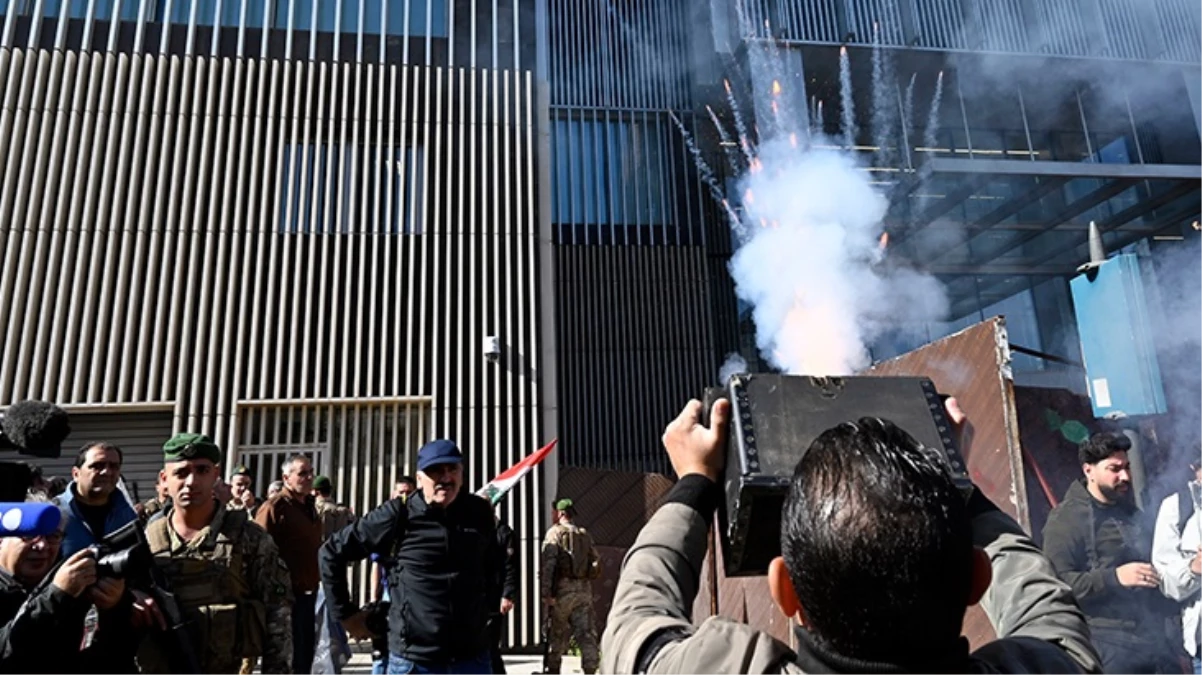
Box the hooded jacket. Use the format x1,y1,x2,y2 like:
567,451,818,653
601,475,1101,674
1042,478,1179,639
57,482,138,558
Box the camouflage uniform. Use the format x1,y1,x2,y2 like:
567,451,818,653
138,503,294,674
138,497,166,526
541,521,601,674
315,497,355,540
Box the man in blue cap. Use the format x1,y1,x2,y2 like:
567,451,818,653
319,439,505,674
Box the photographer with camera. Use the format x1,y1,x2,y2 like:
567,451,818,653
600,398,1101,674
0,494,135,672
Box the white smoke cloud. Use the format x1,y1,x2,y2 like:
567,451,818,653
729,138,948,375
718,352,748,385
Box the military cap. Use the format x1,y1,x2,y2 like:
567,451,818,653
163,432,222,464
313,475,332,490
231,464,251,477
555,498,574,511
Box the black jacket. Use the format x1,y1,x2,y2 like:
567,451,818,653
1043,480,1180,645
320,490,504,664
0,568,90,672
490,521,519,612
0,567,141,674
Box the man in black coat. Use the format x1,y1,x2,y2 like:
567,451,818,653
488,515,519,674
0,498,138,673
1043,431,1186,673
320,439,505,674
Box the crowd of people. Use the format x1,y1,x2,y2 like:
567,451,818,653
0,431,599,675
1,395,1198,675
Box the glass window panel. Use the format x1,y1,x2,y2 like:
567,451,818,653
195,0,216,24
340,0,358,35
315,0,334,31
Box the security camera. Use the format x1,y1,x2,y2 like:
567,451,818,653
483,336,501,363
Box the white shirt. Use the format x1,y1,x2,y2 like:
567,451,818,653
1152,487,1202,657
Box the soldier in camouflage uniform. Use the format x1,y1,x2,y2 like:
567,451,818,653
541,498,601,675
313,475,356,540
136,475,171,526
137,433,294,674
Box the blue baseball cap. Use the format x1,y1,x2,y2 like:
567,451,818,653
417,439,463,471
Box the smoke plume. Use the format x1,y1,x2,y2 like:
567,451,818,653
729,137,947,374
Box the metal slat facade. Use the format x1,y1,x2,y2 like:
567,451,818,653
543,0,732,474
744,0,1200,65
0,43,547,649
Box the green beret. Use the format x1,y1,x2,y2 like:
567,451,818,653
313,475,332,490
555,498,574,511
163,433,222,464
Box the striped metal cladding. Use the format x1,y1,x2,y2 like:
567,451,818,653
734,0,1199,65
545,0,691,111
553,244,722,475
0,47,548,647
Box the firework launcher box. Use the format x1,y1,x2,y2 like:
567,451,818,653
703,374,971,576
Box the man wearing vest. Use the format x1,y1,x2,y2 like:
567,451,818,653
137,433,294,674
541,498,601,675
320,439,504,674
228,465,260,516
314,475,356,540
1154,457,1202,673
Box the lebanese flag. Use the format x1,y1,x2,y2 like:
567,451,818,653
477,439,558,505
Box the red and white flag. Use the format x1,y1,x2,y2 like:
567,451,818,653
476,439,558,505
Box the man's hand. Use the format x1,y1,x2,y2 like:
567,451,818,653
88,577,126,610
1116,562,1161,588
130,590,168,631
1191,548,1201,576
52,548,98,597
500,597,514,614
661,399,730,482
341,610,373,641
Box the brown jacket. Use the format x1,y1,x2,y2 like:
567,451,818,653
255,487,323,592
601,476,1103,674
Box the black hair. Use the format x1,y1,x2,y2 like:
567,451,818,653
1182,441,1202,468
74,441,124,468
780,417,973,666
396,475,416,487
1078,432,1132,466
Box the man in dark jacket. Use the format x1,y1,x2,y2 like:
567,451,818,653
0,497,135,672
602,398,1101,674
1043,431,1186,673
488,515,519,674
320,439,505,674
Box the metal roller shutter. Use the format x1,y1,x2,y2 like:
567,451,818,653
27,410,174,505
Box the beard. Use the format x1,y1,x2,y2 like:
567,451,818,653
1097,482,1132,504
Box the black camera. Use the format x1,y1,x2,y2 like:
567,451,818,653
88,520,153,579
705,373,971,576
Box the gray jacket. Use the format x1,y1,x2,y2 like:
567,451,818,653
601,477,1102,674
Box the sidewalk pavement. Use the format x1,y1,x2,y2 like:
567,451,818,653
340,651,583,674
